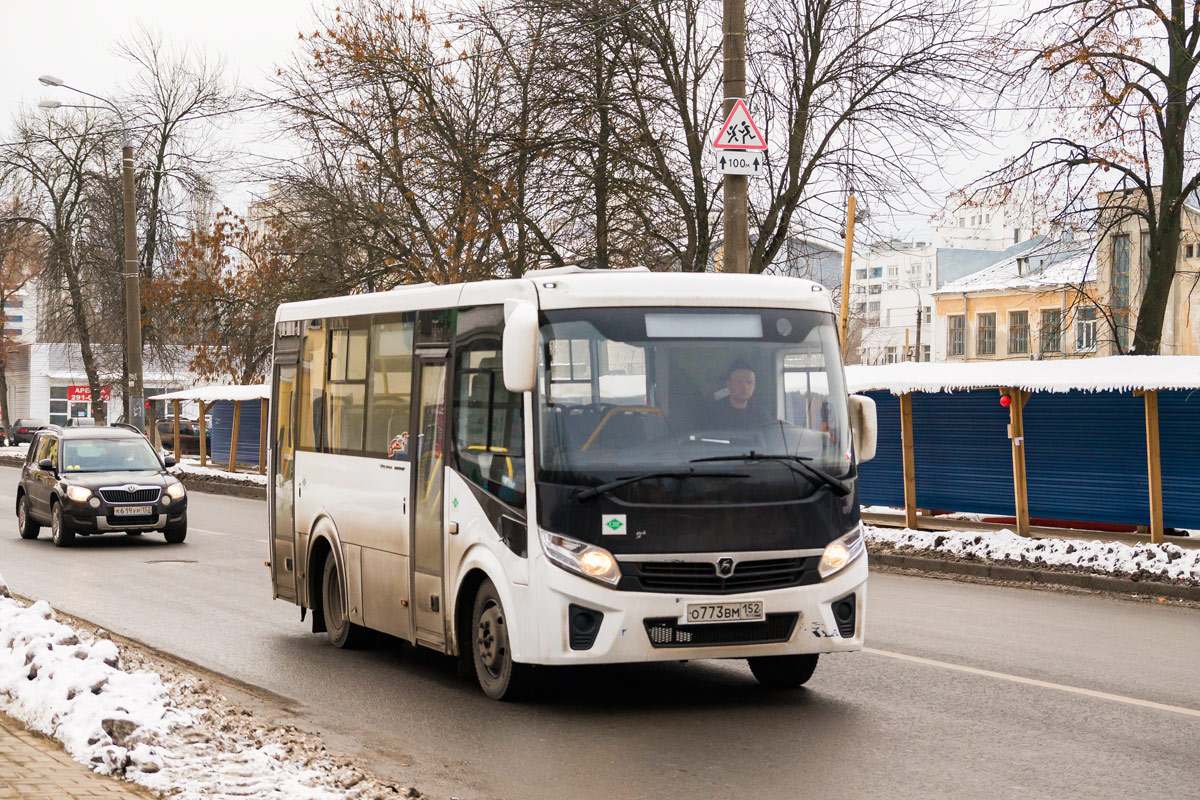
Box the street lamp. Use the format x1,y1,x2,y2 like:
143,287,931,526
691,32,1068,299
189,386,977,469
39,76,144,432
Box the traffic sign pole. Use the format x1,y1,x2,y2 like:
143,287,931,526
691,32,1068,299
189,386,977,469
722,0,749,273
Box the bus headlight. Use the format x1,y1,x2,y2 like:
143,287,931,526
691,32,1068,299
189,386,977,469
819,525,865,580
540,529,621,586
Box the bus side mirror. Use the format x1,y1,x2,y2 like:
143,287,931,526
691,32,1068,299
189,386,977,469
848,394,877,463
503,300,538,393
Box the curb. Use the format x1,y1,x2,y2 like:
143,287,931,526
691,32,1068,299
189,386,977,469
173,473,267,500
870,551,1200,602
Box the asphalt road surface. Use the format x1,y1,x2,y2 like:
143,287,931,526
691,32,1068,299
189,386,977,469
0,465,1197,800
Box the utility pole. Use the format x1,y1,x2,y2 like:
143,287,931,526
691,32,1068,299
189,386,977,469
722,0,749,273
914,304,923,362
838,193,857,357
122,136,145,432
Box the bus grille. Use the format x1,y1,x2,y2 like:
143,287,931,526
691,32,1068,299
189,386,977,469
618,556,820,594
99,487,161,504
643,613,799,648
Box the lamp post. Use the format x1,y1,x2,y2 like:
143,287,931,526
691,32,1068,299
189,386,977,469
38,76,143,431
898,283,924,362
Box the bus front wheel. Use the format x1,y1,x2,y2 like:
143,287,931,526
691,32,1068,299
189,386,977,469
747,653,819,688
472,579,532,701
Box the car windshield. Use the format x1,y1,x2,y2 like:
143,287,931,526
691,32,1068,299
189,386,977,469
536,306,851,490
61,438,162,473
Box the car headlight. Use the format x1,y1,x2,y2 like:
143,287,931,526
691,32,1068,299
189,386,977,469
165,482,186,499
819,525,865,580
65,485,92,503
539,529,621,586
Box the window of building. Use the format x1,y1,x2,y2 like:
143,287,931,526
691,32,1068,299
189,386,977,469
923,305,932,321
855,269,867,280
1112,234,1131,309
365,316,414,459
5,300,22,309
869,284,882,295
854,302,867,314
887,266,898,277
1186,244,1194,259
959,217,966,227
1013,228,1021,244
868,267,883,279
1076,307,1097,351
1113,310,1130,352
976,313,996,355
885,346,897,364
922,344,931,362
948,315,965,356
1040,308,1062,353
1008,310,1029,354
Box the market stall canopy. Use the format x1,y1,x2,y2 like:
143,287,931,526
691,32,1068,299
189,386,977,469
148,385,269,402
846,356,1200,396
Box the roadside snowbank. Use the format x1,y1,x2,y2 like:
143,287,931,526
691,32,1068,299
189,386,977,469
0,575,416,799
169,460,268,486
865,525,1200,586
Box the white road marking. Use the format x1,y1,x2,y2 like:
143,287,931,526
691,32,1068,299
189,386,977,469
864,647,1200,718
189,527,230,537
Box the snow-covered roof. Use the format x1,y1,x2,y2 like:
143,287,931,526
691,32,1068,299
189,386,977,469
846,356,1200,395
149,384,269,402
932,248,1094,295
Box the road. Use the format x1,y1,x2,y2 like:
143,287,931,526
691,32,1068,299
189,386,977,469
0,465,1197,799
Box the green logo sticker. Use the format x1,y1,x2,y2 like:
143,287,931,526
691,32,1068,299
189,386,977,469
602,514,626,535
452,497,459,509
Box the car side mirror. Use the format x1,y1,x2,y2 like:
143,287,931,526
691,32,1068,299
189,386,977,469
848,394,877,463
163,455,176,468
38,458,55,472
502,299,538,393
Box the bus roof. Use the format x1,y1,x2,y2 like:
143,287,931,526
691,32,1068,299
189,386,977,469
274,269,833,323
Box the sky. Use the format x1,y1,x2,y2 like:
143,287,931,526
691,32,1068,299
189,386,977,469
0,0,311,211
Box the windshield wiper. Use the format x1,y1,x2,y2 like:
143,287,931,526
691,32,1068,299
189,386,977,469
690,453,852,497
575,470,750,502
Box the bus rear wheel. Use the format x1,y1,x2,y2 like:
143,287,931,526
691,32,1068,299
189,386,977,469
472,579,532,701
321,556,366,649
747,653,819,688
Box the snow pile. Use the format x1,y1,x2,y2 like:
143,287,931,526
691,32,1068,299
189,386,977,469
0,575,417,799
170,461,268,486
845,355,1200,395
865,525,1200,585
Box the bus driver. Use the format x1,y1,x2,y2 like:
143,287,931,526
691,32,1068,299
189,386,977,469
708,359,774,430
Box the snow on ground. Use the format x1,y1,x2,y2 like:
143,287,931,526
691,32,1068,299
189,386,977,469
0,576,417,799
866,525,1200,585
169,460,268,486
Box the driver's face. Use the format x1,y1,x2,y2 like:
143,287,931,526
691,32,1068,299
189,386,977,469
728,369,756,404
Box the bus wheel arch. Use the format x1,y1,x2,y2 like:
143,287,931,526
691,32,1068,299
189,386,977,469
307,531,336,634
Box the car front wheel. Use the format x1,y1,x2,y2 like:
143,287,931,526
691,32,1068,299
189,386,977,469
17,495,39,540
51,502,75,548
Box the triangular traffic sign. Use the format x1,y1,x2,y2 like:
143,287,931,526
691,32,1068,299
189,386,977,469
712,99,767,151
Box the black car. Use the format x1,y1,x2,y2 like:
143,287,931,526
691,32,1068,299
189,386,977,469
15,426,188,547
9,418,47,445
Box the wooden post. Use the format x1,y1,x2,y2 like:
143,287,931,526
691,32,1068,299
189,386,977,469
198,400,207,467
172,400,181,465
1007,388,1030,538
900,392,918,529
258,399,267,475
1144,390,1165,544
229,401,241,474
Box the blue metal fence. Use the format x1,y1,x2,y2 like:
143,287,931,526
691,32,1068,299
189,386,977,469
209,399,263,465
858,388,1200,529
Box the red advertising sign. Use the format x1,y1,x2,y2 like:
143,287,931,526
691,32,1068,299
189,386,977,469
67,385,112,402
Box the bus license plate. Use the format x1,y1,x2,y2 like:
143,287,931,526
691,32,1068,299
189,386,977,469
113,505,152,517
683,600,764,624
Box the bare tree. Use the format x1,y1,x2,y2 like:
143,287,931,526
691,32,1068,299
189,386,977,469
0,199,43,432
971,0,1200,354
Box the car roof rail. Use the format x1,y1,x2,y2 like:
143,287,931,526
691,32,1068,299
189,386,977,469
44,424,64,434
110,423,144,434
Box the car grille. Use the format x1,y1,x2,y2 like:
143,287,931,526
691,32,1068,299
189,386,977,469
643,613,799,648
99,487,161,503
618,556,821,594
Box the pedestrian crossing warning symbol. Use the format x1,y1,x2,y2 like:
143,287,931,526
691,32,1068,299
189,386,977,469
712,99,767,151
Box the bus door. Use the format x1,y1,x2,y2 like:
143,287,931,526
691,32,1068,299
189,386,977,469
411,350,449,648
270,323,302,602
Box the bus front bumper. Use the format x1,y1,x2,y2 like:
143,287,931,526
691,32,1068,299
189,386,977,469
527,552,867,666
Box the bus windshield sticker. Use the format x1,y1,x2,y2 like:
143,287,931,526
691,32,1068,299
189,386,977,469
602,514,627,535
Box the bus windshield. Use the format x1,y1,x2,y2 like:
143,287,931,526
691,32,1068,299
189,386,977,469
536,307,851,492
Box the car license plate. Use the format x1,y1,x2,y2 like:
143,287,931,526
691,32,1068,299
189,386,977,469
683,600,764,624
113,505,153,517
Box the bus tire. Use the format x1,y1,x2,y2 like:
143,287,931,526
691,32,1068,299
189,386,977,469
747,653,819,688
472,579,532,701
17,494,40,540
321,555,365,649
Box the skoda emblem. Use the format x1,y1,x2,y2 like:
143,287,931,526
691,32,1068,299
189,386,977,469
125,484,138,493
716,557,734,577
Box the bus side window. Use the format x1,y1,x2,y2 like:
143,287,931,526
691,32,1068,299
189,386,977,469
365,317,414,460
297,320,326,451
453,342,525,509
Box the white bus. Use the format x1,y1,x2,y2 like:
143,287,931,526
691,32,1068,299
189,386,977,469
268,268,877,699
